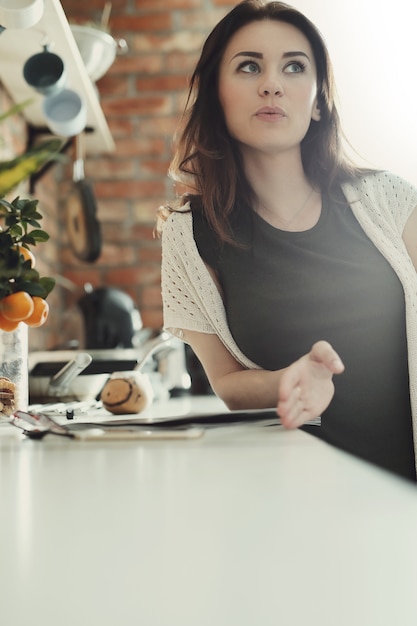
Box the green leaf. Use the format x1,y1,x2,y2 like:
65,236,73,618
17,277,55,298
18,282,47,297
0,99,34,123
22,230,49,244
26,219,42,228
39,277,55,298
0,197,13,211
0,139,66,196
8,224,23,239
20,200,40,215
19,266,40,282
0,169,55,302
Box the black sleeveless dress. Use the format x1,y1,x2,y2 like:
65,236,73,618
193,189,416,481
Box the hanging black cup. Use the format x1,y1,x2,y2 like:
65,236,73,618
23,44,66,96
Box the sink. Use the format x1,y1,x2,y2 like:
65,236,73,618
70,24,127,82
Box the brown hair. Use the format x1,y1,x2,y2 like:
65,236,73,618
162,0,364,243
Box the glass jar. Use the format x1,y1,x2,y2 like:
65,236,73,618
0,324,28,416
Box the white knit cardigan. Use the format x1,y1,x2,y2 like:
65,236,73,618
161,171,417,461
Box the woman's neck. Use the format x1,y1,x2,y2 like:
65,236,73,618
241,150,320,231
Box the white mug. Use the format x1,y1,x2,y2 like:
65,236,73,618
42,89,87,137
0,0,44,30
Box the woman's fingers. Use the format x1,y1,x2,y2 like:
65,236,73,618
277,383,307,429
278,386,307,429
277,341,345,428
309,340,345,374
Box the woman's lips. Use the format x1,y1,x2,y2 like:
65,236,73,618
255,106,286,121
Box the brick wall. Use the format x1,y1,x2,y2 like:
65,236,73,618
59,0,238,336
2,1,239,351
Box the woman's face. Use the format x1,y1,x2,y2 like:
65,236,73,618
218,20,321,159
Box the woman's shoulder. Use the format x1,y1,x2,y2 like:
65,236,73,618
341,170,417,231
156,200,192,238
344,170,417,195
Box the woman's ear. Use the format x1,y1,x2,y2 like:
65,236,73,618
311,101,321,122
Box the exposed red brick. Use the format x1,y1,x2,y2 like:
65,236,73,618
135,75,189,92
132,224,159,240
105,265,160,286
179,8,231,29
132,32,204,54
96,76,130,96
213,0,238,6
86,158,135,180
140,309,164,330
139,285,163,308
102,95,173,116
133,199,167,224
111,136,166,157
139,159,171,177
107,55,164,76
59,247,103,270
135,0,201,9
137,116,180,136
111,14,173,32
99,243,137,266
165,51,199,73
95,179,166,199
1,1,240,340
96,200,131,222
107,118,135,137
62,0,125,14
138,245,162,263
62,269,104,288
101,222,134,242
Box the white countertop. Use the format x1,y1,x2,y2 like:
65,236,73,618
1,396,417,626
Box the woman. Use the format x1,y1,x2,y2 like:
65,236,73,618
158,0,417,481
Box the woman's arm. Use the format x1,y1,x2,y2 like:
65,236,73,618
183,329,344,429
403,205,417,271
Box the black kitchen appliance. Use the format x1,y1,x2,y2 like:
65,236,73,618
77,286,143,349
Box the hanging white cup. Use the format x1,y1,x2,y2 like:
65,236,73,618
0,0,44,30
43,89,87,137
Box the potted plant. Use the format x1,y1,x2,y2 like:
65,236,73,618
0,100,63,414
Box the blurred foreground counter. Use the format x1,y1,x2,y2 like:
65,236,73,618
1,395,417,626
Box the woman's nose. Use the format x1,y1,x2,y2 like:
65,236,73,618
259,75,283,97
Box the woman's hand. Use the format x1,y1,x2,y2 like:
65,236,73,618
179,330,344,417
277,341,344,429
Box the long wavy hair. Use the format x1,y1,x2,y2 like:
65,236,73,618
162,0,364,244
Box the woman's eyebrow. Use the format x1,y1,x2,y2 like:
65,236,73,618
282,50,310,60
231,51,263,60
231,50,311,61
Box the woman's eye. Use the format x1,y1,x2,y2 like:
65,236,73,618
284,61,306,74
238,61,260,74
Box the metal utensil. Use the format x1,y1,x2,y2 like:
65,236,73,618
101,2,112,30
134,332,174,372
48,352,92,397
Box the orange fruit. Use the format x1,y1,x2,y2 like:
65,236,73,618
0,311,20,331
25,296,49,327
14,246,36,268
0,291,35,321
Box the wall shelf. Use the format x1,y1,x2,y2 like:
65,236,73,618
0,0,115,154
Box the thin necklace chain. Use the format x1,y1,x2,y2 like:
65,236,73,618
257,187,316,228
